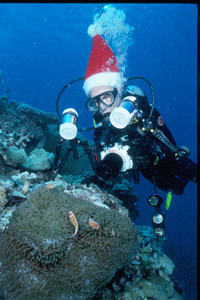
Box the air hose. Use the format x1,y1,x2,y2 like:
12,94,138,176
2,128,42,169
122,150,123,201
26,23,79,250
55,76,155,131
127,76,155,119
56,77,84,121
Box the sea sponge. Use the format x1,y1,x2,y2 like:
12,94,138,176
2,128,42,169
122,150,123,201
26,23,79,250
21,148,54,171
0,185,138,300
138,275,175,300
157,254,175,275
12,171,37,195
138,278,168,300
5,145,27,164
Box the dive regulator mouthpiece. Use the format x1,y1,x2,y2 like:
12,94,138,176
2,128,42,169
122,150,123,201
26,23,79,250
110,96,137,129
59,108,78,140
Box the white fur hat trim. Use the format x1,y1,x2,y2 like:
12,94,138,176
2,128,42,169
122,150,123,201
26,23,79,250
83,72,122,97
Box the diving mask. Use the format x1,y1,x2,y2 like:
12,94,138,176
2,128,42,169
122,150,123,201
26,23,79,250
86,88,118,112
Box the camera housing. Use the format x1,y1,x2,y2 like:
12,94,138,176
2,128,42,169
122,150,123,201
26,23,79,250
96,143,133,180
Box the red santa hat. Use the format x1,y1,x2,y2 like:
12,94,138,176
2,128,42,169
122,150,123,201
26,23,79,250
83,34,122,97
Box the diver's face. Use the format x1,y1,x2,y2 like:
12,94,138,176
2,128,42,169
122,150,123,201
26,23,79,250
87,86,120,115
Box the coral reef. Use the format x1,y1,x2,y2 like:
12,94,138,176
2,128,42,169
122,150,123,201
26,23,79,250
12,171,37,194
0,183,7,211
63,181,129,216
0,206,16,232
0,129,31,166
138,275,179,300
78,171,139,221
5,145,27,164
0,176,185,300
43,173,139,220
0,173,135,232
0,128,32,150
0,185,138,300
163,240,197,299
99,225,184,300
0,97,57,173
0,94,94,176
0,95,187,300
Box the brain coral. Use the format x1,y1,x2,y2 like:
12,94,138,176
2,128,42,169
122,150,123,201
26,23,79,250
0,185,138,300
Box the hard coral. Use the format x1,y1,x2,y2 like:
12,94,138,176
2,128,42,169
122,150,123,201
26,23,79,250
0,185,138,300
0,129,32,166
0,129,32,150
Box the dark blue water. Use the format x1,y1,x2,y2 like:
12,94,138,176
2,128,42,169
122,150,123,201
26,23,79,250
0,3,197,299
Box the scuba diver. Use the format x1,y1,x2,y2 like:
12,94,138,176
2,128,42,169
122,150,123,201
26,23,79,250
82,34,197,195
54,34,197,236
86,82,197,195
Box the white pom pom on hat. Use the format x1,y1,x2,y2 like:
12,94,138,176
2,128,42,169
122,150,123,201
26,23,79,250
87,24,98,38
83,34,122,97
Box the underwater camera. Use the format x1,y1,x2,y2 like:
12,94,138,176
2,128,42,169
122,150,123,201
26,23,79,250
96,143,133,181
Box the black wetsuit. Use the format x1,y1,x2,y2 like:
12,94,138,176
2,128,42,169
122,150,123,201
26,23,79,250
93,87,197,195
